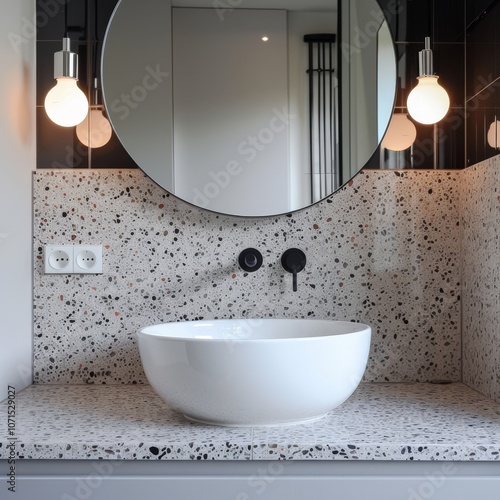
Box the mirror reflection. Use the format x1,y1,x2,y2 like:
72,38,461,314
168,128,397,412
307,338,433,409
102,0,396,217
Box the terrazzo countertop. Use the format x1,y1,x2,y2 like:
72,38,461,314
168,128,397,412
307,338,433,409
1,383,499,461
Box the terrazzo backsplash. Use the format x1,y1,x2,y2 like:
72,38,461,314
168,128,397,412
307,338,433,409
462,155,500,404
33,169,461,385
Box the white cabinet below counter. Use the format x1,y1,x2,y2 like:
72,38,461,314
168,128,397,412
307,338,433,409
5,460,500,500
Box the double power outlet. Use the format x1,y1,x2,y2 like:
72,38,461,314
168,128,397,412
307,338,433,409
44,245,103,274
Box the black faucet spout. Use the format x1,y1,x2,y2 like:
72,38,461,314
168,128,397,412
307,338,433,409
281,249,306,292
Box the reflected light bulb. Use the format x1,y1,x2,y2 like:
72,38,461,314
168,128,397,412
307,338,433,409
487,120,500,149
76,108,113,148
45,77,88,127
407,76,450,125
382,113,417,151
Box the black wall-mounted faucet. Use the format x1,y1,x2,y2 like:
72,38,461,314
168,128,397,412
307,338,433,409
281,249,306,292
238,248,263,272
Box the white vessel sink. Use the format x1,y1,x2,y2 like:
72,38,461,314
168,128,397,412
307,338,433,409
136,319,371,426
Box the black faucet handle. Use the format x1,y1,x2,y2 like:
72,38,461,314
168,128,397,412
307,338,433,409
238,248,263,272
281,249,306,292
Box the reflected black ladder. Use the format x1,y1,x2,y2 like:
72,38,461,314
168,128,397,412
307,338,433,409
304,34,338,202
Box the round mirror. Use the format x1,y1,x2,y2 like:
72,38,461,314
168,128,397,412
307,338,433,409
102,0,396,217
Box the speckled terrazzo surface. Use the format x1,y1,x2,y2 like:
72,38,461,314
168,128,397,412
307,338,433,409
461,156,500,404
33,169,461,384
1,383,499,461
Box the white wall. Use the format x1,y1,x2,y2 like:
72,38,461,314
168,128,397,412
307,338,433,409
0,0,35,400
172,8,290,216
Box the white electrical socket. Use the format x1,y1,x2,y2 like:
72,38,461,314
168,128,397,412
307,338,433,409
74,245,103,274
44,245,103,275
44,245,74,274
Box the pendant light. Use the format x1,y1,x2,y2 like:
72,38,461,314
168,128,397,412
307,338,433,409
44,37,89,127
407,37,449,125
487,119,500,149
76,0,112,149
382,112,417,151
76,78,112,148
382,76,417,152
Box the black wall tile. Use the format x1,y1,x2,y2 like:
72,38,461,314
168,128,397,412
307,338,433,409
433,43,465,107
89,133,140,169
466,84,500,165
36,0,138,169
95,0,120,41
36,0,87,41
37,107,90,168
380,0,465,44
436,108,467,168
380,0,432,43
466,0,500,99
466,0,499,27
465,0,500,165
434,0,466,42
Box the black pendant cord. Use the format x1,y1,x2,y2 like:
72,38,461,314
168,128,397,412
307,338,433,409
86,0,93,94
430,0,434,49
64,0,68,37
85,0,92,165
92,0,99,84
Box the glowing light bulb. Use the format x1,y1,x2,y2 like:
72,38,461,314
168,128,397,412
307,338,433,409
44,37,89,127
407,76,450,125
382,113,417,151
406,37,450,125
487,120,500,149
76,108,113,148
45,77,88,127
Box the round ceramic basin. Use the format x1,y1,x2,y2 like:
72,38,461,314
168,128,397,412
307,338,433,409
136,319,371,426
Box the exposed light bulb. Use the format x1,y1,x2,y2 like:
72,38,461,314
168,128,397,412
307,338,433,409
382,113,417,151
407,76,449,125
44,37,89,127
45,78,89,127
487,120,500,149
407,37,450,125
76,108,113,148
